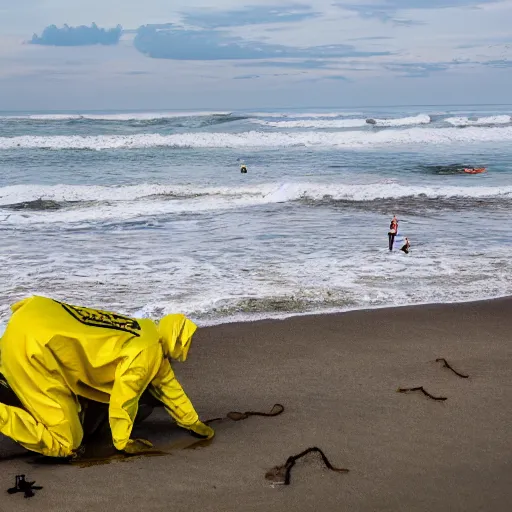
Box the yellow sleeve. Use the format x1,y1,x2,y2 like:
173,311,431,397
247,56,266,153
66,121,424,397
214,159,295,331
109,347,161,451
0,403,72,458
149,358,199,427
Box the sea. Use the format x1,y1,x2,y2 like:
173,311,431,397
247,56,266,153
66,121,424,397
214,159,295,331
1,105,511,331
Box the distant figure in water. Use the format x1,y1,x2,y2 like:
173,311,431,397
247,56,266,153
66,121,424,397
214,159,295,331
388,215,398,251
401,237,410,254
240,164,247,174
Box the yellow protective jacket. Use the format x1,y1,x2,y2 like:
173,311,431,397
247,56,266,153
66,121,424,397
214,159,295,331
0,296,200,457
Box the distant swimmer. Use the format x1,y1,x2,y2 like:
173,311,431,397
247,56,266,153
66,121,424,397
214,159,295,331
400,237,410,254
388,215,398,251
240,164,247,174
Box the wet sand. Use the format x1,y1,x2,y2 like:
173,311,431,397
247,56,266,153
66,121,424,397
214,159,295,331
1,298,512,512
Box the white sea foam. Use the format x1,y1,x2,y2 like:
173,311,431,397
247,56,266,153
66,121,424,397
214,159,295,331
1,241,509,328
248,111,363,118
0,183,276,205
445,115,511,127
0,111,232,121
252,118,368,128
10,114,84,121
262,182,512,201
1,182,511,227
370,114,431,127
1,107,511,327
252,114,431,128
2,125,512,150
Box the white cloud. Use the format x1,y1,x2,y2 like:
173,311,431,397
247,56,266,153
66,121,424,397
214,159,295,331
0,0,511,109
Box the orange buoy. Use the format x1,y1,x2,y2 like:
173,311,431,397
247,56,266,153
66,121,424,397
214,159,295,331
463,167,486,174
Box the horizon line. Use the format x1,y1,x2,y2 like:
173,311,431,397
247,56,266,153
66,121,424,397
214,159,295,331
1,102,511,114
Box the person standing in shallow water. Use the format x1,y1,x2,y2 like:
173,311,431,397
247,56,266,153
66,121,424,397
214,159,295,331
401,237,410,254
388,215,398,251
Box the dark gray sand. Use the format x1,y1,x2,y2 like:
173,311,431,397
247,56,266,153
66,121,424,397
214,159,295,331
1,298,512,512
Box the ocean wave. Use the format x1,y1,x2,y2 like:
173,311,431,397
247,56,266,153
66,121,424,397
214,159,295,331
0,183,216,205
2,125,512,150
247,111,364,118
313,195,512,214
365,114,431,127
0,112,246,131
265,182,512,202
0,111,233,121
2,198,79,211
445,115,511,127
1,182,511,222
253,118,368,128
253,114,431,129
2,110,361,122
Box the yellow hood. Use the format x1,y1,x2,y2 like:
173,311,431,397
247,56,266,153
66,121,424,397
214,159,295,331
158,314,197,361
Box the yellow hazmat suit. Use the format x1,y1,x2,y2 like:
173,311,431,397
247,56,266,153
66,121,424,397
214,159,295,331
0,296,213,457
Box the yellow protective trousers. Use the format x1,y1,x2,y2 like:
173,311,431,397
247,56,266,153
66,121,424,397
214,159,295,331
0,296,200,457
0,364,83,457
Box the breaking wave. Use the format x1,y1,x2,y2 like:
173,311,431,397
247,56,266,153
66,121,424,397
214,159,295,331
1,182,511,225
2,198,80,211
247,111,364,118
365,114,432,127
445,115,512,127
2,125,512,150
0,112,247,130
253,118,368,129
0,183,215,205
0,111,233,121
253,114,431,129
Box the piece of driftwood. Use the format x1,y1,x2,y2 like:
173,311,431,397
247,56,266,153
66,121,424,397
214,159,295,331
435,358,469,378
397,386,447,401
265,447,349,486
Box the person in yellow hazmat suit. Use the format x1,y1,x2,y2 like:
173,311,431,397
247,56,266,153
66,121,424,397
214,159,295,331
0,295,214,458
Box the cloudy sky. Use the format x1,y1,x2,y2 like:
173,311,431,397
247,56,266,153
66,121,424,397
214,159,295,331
0,0,511,110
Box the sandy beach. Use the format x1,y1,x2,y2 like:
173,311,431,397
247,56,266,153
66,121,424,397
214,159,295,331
1,297,511,512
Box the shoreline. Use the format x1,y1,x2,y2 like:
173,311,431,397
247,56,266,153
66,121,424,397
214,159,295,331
196,294,512,327
1,294,511,334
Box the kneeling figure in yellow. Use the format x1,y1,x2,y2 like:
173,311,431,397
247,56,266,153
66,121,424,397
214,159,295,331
0,296,214,457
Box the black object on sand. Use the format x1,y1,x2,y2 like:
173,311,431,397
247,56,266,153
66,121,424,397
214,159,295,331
7,475,43,498
435,358,469,378
265,447,349,485
397,386,447,401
